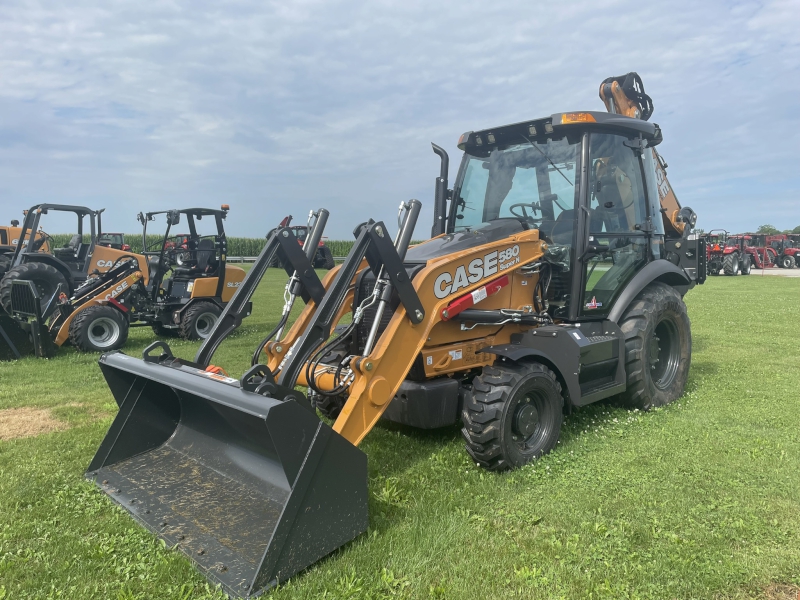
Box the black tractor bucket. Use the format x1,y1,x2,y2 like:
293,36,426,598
0,306,34,360
1,279,59,360
87,350,369,598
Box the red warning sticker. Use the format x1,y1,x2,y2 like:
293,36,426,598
585,296,603,310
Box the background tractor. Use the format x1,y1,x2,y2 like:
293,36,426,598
766,234,798,269
723,234,774,274
702,229,728,275
86,72,705,598
268,215,336,269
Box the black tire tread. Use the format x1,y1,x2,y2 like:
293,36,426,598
312,393,346,419
617,282,691,411
179,301,221,340
461,362,563,472
722,253,738,276
0,262,68,315
68,305,128,352
320,246,335,270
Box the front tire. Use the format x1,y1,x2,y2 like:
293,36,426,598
723,253,739,276
68,306,128,352
180,301,221,340
741,255,751,275
0,262,69,316
461,362,563,471
617,282,691,410
780,255,795,269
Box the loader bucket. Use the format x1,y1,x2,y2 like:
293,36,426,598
0,307,34,360
87,351,369,598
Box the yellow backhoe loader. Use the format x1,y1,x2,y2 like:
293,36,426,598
86,73,706,597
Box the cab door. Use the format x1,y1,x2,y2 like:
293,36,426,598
578,133,663,318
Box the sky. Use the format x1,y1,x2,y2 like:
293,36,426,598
1,0,798,239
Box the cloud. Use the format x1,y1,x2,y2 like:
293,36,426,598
0,0,798,237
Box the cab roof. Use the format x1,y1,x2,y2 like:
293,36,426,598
457,110,661,153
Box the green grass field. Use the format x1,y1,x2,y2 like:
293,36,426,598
0,273,798,599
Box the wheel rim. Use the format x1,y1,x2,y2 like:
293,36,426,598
649,318,681,390
88,317,121,348
194,312,218,338
510,388,553,452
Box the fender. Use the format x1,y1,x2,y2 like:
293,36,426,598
173,296,225,319
481,344,582,408
607,260,691,323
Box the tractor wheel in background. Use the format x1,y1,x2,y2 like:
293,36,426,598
741,255,751,275
319,246,335,270
709,261,720,276
180,301,221,340
617,282,691,411
0,254,11,279
461,362,563,471
68,305,128,352
0,262,68,317
310,392,347,420
151,322,179,337
723,253,739,276
780,255,795,269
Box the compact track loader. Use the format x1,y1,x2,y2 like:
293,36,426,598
87,73,705,597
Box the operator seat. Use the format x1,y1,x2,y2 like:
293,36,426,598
172,238,216,279
54,234,81,260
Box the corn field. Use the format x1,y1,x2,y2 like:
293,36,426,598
46,234,360,257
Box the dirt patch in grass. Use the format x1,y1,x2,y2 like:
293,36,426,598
764,584,799,600
0,407,70,441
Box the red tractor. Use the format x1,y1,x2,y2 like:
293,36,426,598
766,234,799,269
268,215,335,269
723,234,776,274
702,229,728,276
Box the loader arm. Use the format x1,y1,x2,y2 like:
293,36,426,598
599,72,687,238
266,228,547,446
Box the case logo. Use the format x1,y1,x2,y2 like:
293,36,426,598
434,245,519,299
104,280,129,301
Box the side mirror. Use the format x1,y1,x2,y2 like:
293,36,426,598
167,210,181,226
137,212,146,225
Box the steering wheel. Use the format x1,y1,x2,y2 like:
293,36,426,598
508,202,542,221
31,234,52,252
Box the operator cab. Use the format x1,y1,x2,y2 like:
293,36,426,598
138,207,229,301
439,111,666,321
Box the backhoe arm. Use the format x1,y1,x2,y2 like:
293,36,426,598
599,72,687,237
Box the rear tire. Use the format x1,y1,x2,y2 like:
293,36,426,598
319,246,335,270
617,282,691,411
68,306,128,352
723,253,739,276
461,362,563,471
180,301,221,340
0,262,69,316
741,255,751,275
780,255,795,269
